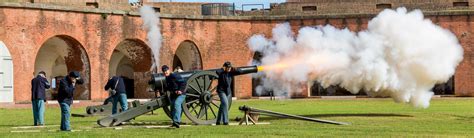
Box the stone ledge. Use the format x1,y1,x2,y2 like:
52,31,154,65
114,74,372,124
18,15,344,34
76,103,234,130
2,2,474,20
0,2,130,15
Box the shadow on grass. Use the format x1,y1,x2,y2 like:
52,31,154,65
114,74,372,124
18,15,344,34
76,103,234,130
0,124,31,127
253,113,413,121
109,121,184,126
451,115,474,121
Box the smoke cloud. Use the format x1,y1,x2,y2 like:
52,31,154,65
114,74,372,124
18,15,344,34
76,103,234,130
248,7,463,108
139,5,162,72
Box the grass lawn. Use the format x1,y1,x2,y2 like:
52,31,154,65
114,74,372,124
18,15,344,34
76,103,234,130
0,98,473,137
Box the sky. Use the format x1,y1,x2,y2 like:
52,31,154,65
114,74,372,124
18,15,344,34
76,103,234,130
145,0,287,10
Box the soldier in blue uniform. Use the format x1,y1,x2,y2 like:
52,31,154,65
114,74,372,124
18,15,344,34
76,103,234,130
104,76,128,114
57,71,82,131
215,61,242,125
162,65,187,128
31,71,50,126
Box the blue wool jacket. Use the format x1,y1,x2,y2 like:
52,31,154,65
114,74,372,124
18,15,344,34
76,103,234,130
104,76,126,94
57,77,75,105
165,73,187,96
31,75,50,100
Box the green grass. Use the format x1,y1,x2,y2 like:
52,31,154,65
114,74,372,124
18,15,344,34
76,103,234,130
0,98,473,137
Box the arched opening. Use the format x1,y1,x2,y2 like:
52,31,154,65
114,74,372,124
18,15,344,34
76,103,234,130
34,36,91,100
0,41,13,103
310,82,368,96
252,52,273,97
432,76,455,95
173,40,202,71
109,39,153,98
310,82,338,96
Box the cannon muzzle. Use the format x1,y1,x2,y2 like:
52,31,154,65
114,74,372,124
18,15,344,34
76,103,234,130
238,65,260,74
148,65,261,92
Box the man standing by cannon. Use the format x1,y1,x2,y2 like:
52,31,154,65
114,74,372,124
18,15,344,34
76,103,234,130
31,71,50,126
162,65,187,128
216,61,243,125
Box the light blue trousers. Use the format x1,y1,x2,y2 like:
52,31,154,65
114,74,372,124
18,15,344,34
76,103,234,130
170,94,186,123
32,99,45,125
59,102,71,131
112,93,128,114
216,91,231,124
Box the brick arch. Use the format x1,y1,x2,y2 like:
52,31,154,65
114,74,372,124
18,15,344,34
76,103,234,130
109,38,153,73
34,35,91,100
251,51,270,97
173,40,203,71
108,38,154,98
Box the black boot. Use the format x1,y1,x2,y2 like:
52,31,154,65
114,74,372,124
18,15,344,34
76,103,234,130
172,122,180,128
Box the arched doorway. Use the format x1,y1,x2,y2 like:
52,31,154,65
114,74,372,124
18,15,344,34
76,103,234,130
34,36,91,100
173,41,202,71
432,76,455,95
109,39,153,98
252,51,273,97
0,41,13,103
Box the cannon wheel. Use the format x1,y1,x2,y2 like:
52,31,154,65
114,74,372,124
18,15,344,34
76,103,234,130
182,71,232,125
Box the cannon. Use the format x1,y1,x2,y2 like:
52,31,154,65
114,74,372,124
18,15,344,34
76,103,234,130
97,65,261,127
85,97,141,116
85,97,118,115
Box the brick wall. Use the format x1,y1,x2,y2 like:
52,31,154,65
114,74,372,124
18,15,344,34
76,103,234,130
0,3,473,103
6,0,474,16
270,1,474,16
0,5,148,102
3,0,133,10
145,2,204,16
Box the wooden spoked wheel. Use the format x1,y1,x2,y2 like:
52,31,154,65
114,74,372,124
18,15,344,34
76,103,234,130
182,71,231,125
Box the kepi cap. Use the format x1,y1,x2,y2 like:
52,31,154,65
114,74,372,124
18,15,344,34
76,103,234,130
161,65,170,72
68,71,80,78
223,61,232,68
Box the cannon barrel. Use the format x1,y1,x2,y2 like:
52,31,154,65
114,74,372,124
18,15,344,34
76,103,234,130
148,65,260,92
238,65,260,74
